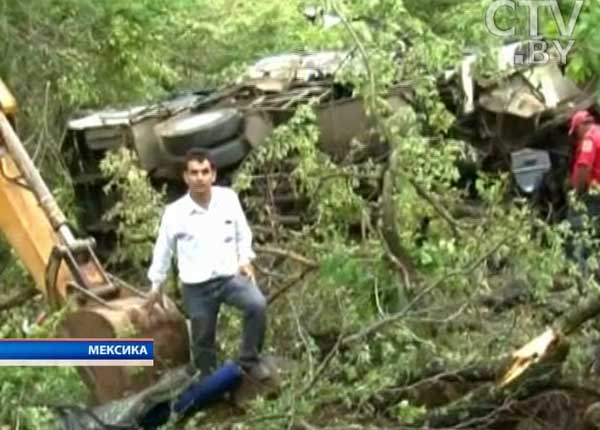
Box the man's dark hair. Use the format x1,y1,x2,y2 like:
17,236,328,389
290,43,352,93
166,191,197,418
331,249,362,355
183,148,216,172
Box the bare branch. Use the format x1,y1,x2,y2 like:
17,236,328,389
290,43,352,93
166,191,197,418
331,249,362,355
255,245,319,268
267,268,316,304
409,178,463,238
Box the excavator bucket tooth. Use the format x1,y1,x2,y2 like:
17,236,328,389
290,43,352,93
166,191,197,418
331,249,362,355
61,295,190,404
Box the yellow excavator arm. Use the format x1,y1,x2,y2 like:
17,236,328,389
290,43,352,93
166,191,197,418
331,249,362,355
0,79,189,403
0,79,16,120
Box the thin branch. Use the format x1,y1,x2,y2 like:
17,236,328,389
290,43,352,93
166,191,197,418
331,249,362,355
288,295,316,394
299,330,344,397
378,226,413,290
379,149,416,275
409,178,463,238
267,268,315,304
255,245,319,268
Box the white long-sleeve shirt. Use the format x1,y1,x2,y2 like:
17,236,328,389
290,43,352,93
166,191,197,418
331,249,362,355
147,186,255,288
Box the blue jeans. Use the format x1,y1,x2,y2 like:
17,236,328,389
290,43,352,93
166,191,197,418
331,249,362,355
182,275,267,375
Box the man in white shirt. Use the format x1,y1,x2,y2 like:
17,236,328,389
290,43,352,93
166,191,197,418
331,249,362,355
146,149,267,378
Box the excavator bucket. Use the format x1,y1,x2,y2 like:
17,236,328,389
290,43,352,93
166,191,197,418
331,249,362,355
61,292,190,404
0,79,190,405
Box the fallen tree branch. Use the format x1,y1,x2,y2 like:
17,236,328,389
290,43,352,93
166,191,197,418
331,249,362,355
408,178,462,238
421,329,569,428
299,330,344,397
493,268,600,396
267,268,316,304
426,373,564,429
341,238,507,346
255,245,319,268
561,293,600,335
379,149,416,277
378,226,413,291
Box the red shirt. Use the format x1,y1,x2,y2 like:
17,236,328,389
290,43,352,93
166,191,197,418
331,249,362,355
570,125,600,189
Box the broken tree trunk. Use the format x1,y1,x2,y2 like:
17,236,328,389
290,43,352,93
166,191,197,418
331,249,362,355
425,338,569,428
421,286,600,427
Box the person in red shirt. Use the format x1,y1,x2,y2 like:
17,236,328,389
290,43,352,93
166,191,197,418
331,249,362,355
570,110,600,194
568,110,600,279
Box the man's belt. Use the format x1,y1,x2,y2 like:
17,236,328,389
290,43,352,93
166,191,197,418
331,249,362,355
182,276,233,288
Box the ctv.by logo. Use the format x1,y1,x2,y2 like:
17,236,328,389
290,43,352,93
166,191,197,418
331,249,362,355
485,0,584,65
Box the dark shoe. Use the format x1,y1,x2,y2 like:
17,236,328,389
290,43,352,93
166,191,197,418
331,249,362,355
244,361,271,381
185,362,213,382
